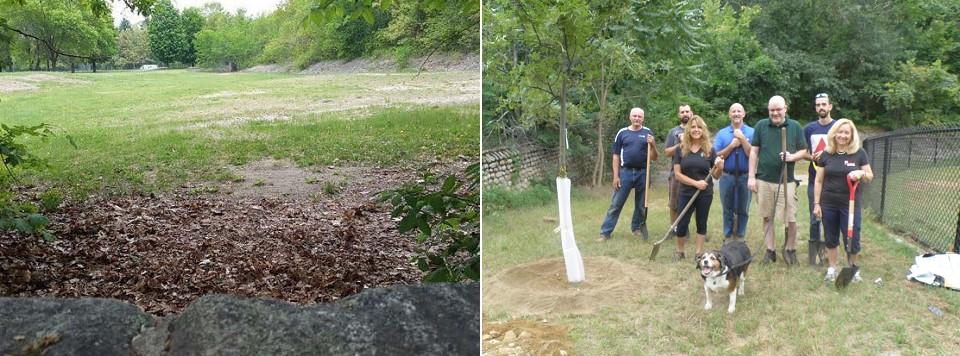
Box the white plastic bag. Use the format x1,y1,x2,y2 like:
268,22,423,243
907,253,960,290
556,177,585,283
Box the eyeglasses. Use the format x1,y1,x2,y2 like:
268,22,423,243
815,93,829,99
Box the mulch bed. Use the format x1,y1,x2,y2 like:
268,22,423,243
0,193,422,315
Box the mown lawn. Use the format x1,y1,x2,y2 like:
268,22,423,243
483,177,960,354
0,70,479,197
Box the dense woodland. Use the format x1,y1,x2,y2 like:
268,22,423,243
483,0,960,183
0,0,479,72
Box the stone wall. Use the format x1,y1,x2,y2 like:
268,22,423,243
482,144,556,189
0,283,479,355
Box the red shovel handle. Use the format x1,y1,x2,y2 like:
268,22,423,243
846,175,860,238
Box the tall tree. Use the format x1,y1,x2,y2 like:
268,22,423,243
147,0,184,66
179,7,202,66
114,25,151,68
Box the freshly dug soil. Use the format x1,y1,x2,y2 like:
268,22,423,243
483,256,655,316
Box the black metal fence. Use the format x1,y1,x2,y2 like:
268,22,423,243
862,124,960,252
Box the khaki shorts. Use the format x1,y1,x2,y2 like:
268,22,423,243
756,180,798,222
668,176,680,211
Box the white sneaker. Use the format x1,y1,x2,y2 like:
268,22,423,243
824,267,837,282
852,271,862,283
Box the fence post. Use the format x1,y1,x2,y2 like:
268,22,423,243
955,207,960,253
907,138,912,169
934,137,939,164
879,137,891,222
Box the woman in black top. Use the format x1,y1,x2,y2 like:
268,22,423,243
673,115,724,260
813,119,873,282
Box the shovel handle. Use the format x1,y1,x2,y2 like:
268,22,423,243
645,142,651,209
846,176,860,238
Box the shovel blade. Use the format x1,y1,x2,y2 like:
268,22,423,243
835,265,858,289
649,243,661,261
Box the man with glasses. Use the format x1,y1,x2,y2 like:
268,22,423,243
748,96,807,265
714,103,754,242
664,104,693,235
801,93,837,265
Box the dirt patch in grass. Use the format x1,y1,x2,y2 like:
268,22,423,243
0,79,37,92
482,319,574,356
483,256,654,317
219,158,430,203
0,74,89,93
198,89,267,99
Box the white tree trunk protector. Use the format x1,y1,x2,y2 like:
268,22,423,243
556,177,585,283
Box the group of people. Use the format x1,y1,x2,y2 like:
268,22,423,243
597,94,874,282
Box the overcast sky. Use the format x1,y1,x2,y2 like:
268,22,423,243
112,0,284,26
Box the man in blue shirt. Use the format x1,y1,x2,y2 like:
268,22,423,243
599,107,659,241
801,93,837,265
713,103,754,242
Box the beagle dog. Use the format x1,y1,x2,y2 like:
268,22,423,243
697,240,751,313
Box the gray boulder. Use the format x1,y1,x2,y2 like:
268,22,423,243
168,283,480,355
0,297,153,355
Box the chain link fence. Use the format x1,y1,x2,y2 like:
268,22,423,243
862,124,960,252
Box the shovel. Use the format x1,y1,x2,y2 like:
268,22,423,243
642,142,652,222
650,176,710,260
836,175,860,289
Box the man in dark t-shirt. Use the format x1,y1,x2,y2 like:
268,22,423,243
802,93,837,265
599,107,659,241
663,105,692,235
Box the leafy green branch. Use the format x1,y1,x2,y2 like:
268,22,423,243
379,162,479,283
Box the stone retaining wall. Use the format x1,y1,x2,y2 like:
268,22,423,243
0,283,479,355
482,145,556,189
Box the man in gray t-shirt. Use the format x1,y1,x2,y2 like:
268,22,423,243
663,104,692,232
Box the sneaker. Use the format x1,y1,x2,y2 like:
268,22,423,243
673,251,685,261
852,271,862,283
824,267,837,282
596,234,610,242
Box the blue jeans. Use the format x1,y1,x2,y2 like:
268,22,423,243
807,180,823,242
600,167,647,236
718,174,750,238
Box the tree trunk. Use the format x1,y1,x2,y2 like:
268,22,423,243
592,63,608,187
92,60,97,73
559,75,568,178
70,62,75,73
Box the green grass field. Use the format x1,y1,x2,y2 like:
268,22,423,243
483,180,960,354
0,70,479,196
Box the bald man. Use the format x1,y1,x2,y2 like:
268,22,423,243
713,103,754,242
599,107,659,241
748,96,807,265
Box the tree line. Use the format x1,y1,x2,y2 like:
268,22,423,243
483,0,960,184
0,0,479,72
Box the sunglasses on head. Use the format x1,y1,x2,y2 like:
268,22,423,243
815,93,829,99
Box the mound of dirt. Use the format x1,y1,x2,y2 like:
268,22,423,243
262,52,479,74
483,256,654,316
243,64,291,73
482,319,573,356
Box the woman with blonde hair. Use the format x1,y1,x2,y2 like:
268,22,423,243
672,115,724,260
812,118,873,282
